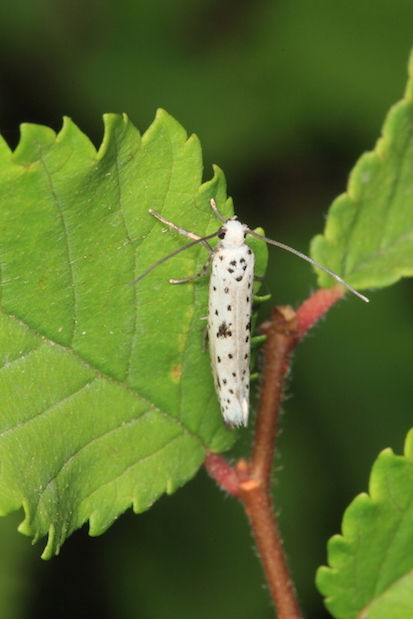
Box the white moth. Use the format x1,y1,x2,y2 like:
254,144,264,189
207,213,254,427
131,199,368,427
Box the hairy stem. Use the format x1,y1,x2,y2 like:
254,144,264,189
205,287,345,617
237,306,302,619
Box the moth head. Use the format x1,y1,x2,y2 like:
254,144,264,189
218,219,247,248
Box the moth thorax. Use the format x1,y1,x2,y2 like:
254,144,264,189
221,220,247,248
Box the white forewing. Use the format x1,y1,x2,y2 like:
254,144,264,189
207,222,255,427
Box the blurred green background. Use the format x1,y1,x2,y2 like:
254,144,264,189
1,1,413,618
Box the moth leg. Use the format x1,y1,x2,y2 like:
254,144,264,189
251,334,266,347
209,198,227,223
201,323,209,353
253,293,271,304
150,209,213,253
169,254,213,284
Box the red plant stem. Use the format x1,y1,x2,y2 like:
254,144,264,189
204,451,240,497
205,288,345,617
238,474,302,619
236,306,302,619
296,287,345,340
251,306,298,485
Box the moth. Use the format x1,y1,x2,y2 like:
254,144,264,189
131,200,368,427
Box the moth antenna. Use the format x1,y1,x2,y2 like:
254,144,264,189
129,230,219,286
246,229,369,303
210,198,229,223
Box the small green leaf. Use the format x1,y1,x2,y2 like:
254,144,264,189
316,429,413,619
311,51,413,292
0,110,268,557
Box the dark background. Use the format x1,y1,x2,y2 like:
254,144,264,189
1,1,413,617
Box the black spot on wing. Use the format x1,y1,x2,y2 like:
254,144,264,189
217,322,232,338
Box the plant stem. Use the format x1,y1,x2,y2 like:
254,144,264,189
251,306,297,485
205,287,345,617
237,306,302,619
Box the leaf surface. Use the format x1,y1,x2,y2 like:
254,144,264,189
316,429,413,619
311,51,413,292
0,111,268,557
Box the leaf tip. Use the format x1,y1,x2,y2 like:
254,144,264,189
40,524,58,560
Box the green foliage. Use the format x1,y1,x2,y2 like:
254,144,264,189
1,43,413,572
317,429,413,619
0,3,413,617
311,51,413,618
0,110,270,558
311,50,413,291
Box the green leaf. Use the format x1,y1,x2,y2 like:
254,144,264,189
0,110,267,557
311,50,413,292
316,429,413,619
